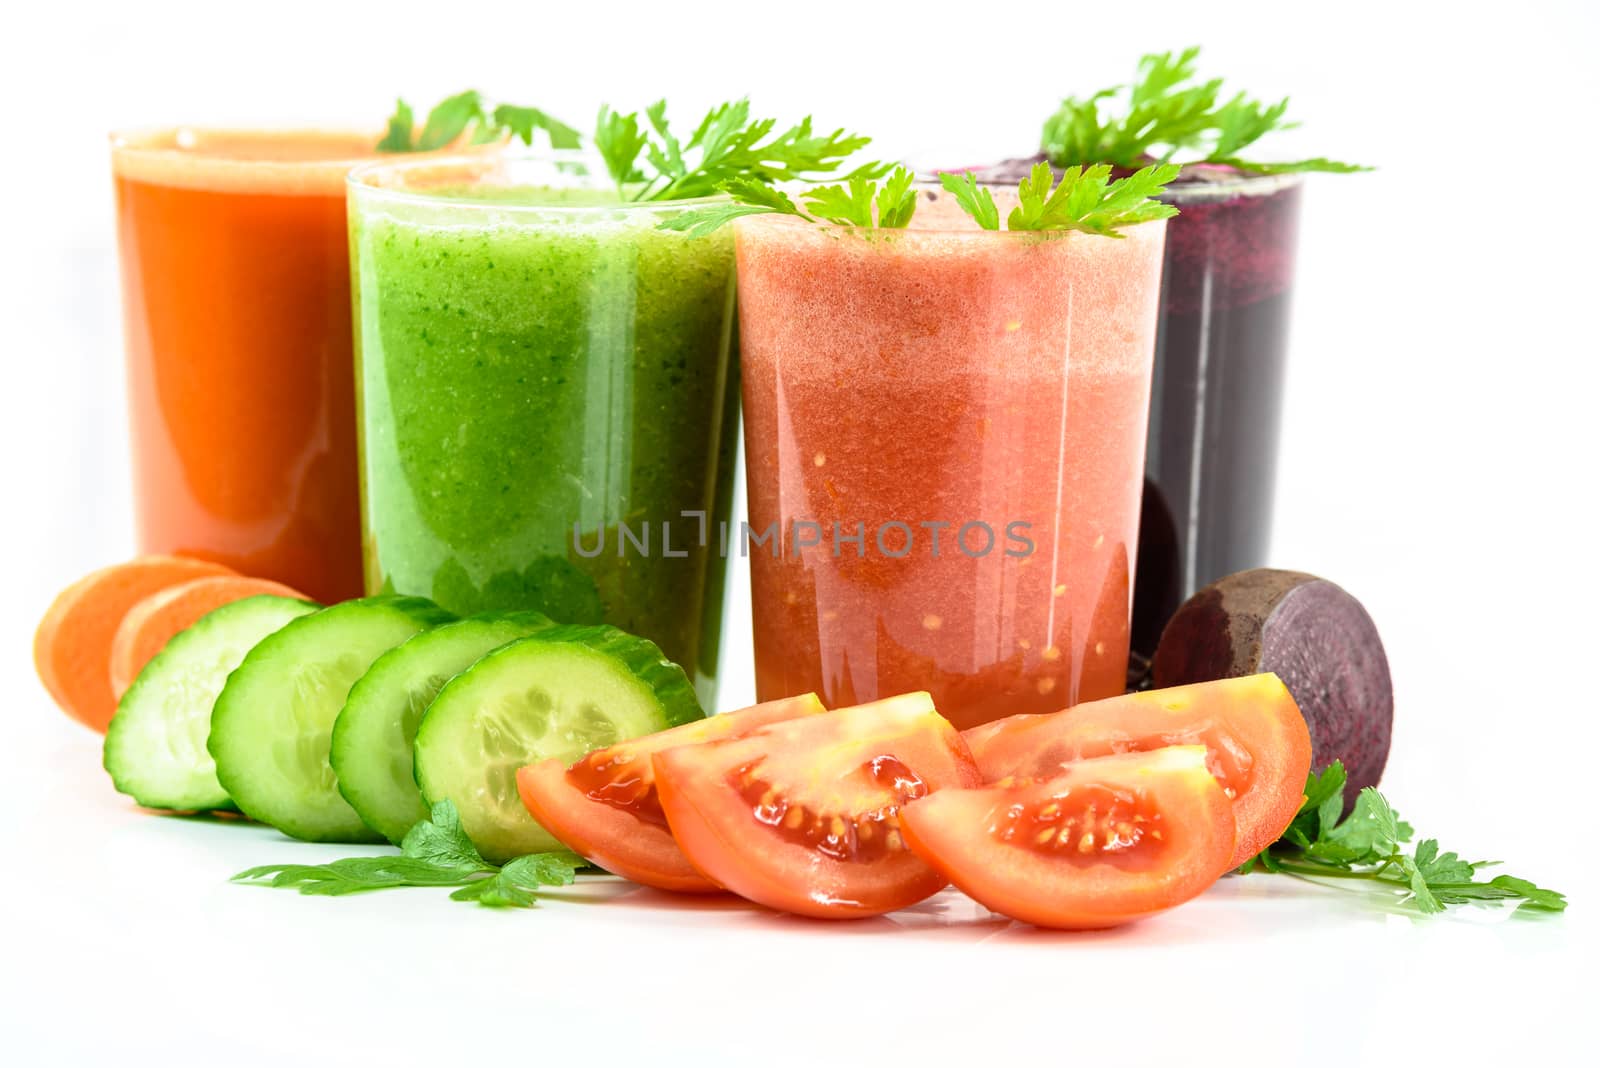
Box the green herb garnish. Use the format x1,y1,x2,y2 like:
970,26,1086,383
1240,762,1566,913
1041,46,1367,175
667,159,1178,238
593,98,878,202
937,171,1001,231
804,168,918,228
378,90,581,153
660,166,920,236
233,800,583,909
1003,161,1180,235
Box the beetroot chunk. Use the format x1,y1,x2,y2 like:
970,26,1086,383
1152,569,1392,807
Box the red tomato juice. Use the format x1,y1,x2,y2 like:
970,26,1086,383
735,193,1166,729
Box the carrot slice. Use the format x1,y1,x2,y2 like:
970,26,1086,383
109,575,309,697
34,556,236,733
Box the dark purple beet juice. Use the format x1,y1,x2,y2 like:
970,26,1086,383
1131,170,1303,655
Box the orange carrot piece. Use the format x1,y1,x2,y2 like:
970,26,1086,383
34,556,236,733
109,575,310,698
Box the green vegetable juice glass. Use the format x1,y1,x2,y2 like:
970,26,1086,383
347,154,739,704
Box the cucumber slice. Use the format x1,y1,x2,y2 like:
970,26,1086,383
210,595,454,842
103,595,319,811
331,611,554,844
414,623,703,862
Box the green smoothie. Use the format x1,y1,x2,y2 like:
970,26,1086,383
348,158,738,703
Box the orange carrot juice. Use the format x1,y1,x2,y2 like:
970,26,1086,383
735,192,1166,729
111,128,387,602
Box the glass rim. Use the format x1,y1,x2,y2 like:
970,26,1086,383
109,125,502,196
110,125,391,168
346,150,728,214
1158,166,1305,202
736,179,1172,240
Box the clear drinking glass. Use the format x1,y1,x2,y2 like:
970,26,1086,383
346,154,740,705
1132,171,1304,655
112,127,388,602
736,189,1166,729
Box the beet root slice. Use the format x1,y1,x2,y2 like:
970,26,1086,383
1151,568,1392,808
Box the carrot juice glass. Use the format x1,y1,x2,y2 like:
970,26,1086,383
736,191,1165,729
111,128,400,603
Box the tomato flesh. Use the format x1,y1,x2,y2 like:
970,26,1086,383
516,693,826,893
653,691,981,918
739,753,927,861
962,673,1310,865
900,746,1237,929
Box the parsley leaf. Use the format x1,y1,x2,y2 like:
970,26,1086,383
233,800,585,910
873,166,918,228
378,92,579,153
938,171,1000,231
377,99,415,153
493,104,581,150
416,90,486,151
399,800,493,873
1240,762,1566,914
656,177,804,238
1006,161,1180,236
449,853,584,908
1040,47,1368,175
661,166,917,236
232,856,489,896
595,105,649,188
1043,48,1222,168
804,174,875,227
592,98,876,202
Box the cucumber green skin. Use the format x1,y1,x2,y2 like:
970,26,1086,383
330,611,553,844
209,595,455,842
104,595,320,811
414,623,704,863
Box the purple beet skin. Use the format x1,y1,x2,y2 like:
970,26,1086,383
1152,568,1392,808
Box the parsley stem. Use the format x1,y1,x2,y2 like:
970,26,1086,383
1267,861,1402,883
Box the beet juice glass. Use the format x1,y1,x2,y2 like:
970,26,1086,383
1131,170,1303,656
736,191,1166,730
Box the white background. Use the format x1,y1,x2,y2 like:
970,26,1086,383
3,1,1597,1064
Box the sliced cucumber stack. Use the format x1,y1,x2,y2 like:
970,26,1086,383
210,596,454,842
104,594,320,811
331,612,554,844
414,623,704,862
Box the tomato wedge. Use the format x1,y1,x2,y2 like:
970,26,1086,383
900,747,1236,929
653,692,981,918
516,694,827,893
961,674,1310,866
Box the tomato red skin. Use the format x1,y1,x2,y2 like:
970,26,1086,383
654,694,982,919
900,748,1237,930
517,760,720,893
515,694,827,893
962,673,1310,866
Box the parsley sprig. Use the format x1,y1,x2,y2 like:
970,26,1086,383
1042,46,1367,175
593,98,879,202
378,90,581,154
946,161,1180,235
660,166,920,237
233,801,584,909
666,160,1178,238
1240,762,1566,914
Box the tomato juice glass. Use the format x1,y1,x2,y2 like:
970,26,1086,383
735,190,1166,729
111,128,397,602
